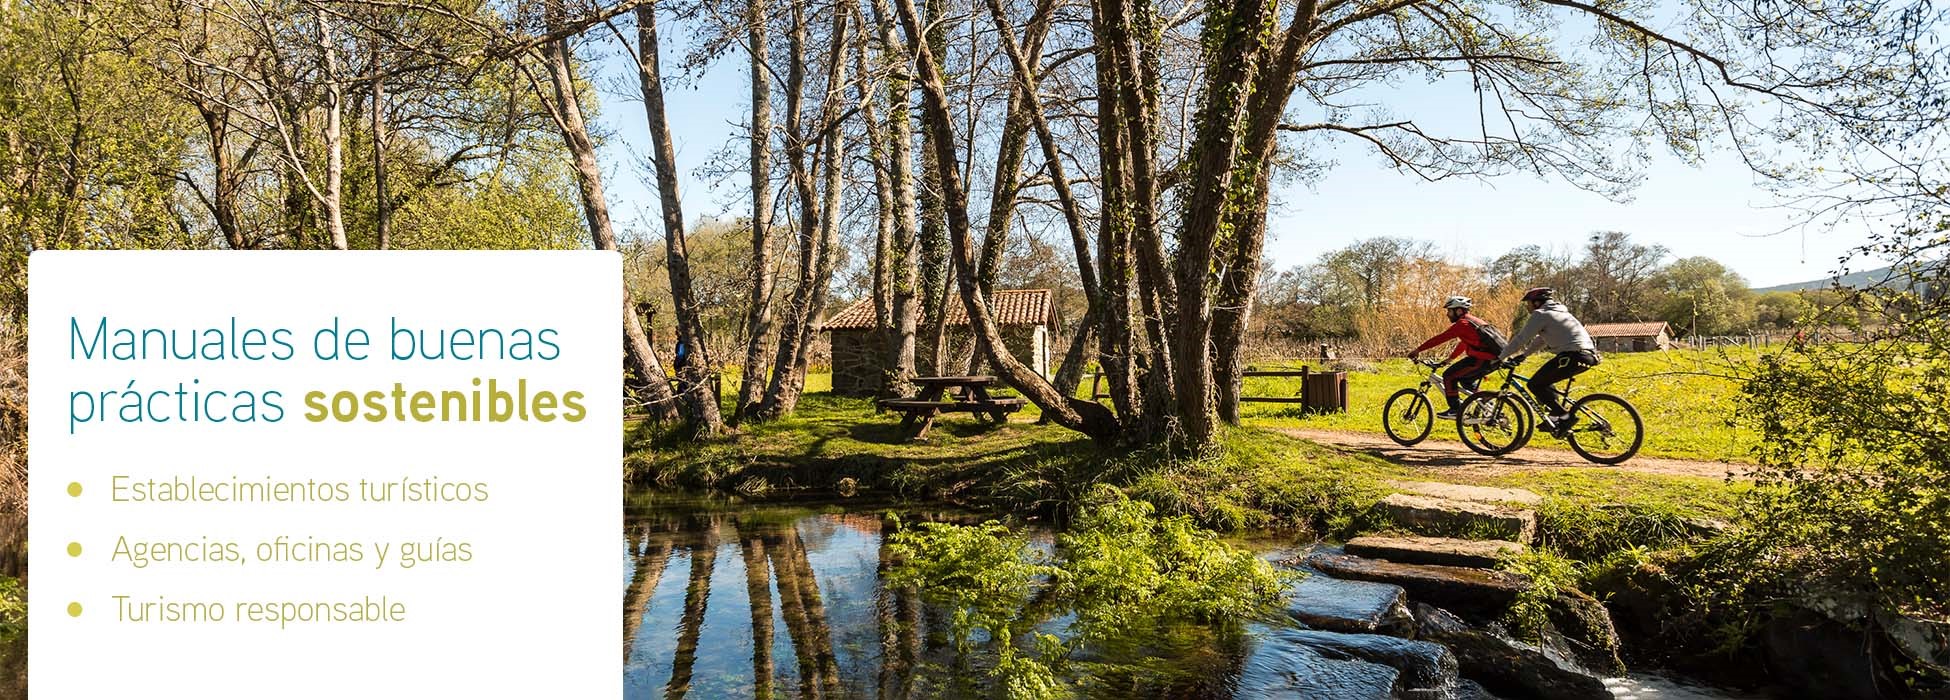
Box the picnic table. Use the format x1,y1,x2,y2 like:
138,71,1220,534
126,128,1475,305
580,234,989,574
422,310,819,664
876,375,1027,441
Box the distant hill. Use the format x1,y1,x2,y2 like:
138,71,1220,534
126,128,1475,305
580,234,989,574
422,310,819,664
1755,266,1902,293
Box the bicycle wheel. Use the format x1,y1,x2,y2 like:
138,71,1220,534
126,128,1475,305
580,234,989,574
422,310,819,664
1507,396,1537,452
1458,392,1529,456
1565,393,1644,465
1383,389,1434,446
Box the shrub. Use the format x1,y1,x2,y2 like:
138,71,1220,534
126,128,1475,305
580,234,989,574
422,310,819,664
883,487,1291,699
0,575,22,639
1737,327,1950,616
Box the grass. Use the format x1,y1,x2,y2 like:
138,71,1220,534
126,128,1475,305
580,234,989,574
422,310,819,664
1238,348,1761,463
627,387,1746,554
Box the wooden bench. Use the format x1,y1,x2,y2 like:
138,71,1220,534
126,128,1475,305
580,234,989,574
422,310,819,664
876,376,1025,440
878,398,1027,413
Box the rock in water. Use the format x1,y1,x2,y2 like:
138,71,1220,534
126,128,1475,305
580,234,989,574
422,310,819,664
1252,627,1460,699
1413,603,1612,700
1345,535,1527,569
1233,629,1402,699
1286,572,1414,636
1306,552,1527,621
1371,493,1539,543
1879,610,1950,678
1546,588,1627,675
1762,607,1883,700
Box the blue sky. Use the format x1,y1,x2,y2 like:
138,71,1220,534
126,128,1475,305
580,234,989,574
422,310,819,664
574,22,1879,290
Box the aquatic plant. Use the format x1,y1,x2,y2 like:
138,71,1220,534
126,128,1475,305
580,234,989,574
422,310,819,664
1498,549,1581,642
884,487,1291,699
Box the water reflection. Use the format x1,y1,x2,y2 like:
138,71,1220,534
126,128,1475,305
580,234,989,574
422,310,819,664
624,493,933,700
622,492,1749,700
622,492,1360,700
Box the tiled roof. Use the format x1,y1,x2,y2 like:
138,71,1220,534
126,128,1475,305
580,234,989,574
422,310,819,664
823,289,1054,330
1586,321,1669,338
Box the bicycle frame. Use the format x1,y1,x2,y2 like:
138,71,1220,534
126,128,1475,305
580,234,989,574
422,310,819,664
1481,362,1611,432
1482,366,1547,417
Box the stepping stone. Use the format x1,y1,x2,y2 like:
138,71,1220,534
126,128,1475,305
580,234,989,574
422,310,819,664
1306,552,1528,621
1285,572,1413,636
1372,493,1538,543
1345,535,1527,569
1387,480,1543,506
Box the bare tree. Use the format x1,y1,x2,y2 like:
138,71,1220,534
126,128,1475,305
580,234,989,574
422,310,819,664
755,0,850,419
533,2,681,422
889,0,1949,450
634,2,727,436
863,0,920,396
733,0,780,421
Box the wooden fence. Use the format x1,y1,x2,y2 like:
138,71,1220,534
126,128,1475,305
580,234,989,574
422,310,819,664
1089,367,1348,413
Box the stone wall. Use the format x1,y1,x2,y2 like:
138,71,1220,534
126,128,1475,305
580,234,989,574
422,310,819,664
829,325,1049,397
1592,334,1668,353
830,329,881,396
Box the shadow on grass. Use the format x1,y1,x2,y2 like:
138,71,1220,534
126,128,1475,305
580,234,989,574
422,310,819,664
841,415,1012,445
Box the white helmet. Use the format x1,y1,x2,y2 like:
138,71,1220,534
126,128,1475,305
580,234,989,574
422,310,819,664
1443,296,1473,310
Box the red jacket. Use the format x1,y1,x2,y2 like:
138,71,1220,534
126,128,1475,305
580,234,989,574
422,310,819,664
1413,314,1499,361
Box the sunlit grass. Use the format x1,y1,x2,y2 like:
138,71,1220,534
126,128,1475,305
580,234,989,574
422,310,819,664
1239,348,1762,463
626,388,1746,546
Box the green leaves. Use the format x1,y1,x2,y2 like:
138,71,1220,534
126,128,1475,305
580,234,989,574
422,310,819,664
882,487,1291,699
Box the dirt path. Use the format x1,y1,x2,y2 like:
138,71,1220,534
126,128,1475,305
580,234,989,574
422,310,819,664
1273,427,1752,480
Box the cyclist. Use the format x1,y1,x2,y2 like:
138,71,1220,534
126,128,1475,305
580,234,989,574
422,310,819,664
1407,296,1505,420
1497,287,1600,433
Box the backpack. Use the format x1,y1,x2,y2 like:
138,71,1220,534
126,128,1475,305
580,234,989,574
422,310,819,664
1466,317,1508,356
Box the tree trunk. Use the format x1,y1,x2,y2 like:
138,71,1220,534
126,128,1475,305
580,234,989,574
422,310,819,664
371,49,391,250
319,13,347,250
758,3,847,418
892,0,1119,442
1214,1,1319,424
983,0,1101,408
1088,0,1141,428
734,0,779,423
193,103,248,249
867,0,921,397
637,4,726,437
539,26,680,422
861,44,896,377
1107,0,1178,442
915,0,951,376
1166,0,1277,447
963,1,1058,378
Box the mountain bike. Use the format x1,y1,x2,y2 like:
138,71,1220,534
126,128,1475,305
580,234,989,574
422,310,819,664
1454,355,1644,465
1382,358,1455,446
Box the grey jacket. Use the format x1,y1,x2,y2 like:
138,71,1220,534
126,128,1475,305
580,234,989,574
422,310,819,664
1499,301,1595,360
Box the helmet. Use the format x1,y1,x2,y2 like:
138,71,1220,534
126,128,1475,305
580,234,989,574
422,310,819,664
1521,287,1554,303
1443,296,1473,310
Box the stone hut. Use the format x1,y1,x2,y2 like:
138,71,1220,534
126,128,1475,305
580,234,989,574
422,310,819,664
822,289,1056,396
1585,321,1672,353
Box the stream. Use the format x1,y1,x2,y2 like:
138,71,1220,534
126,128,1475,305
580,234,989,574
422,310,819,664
622,491,1755,699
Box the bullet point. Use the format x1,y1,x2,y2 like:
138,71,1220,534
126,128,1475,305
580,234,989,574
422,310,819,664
67,602,82,617
67,542,82,557
67,482,82,497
